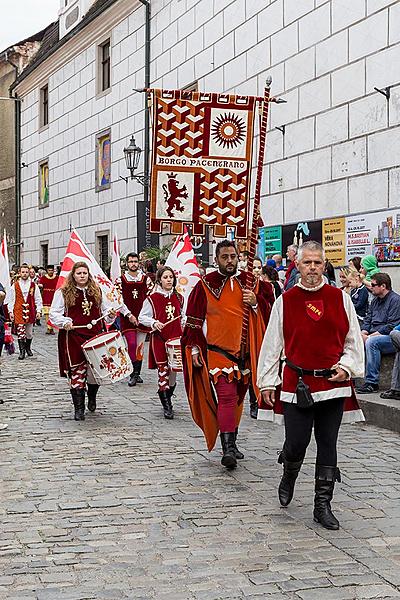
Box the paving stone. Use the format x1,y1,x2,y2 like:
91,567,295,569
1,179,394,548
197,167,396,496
1,329,400,598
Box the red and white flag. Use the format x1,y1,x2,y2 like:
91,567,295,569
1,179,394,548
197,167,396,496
110,233,121,284
166,227,201,306
0,230,11,301
54,229,122,310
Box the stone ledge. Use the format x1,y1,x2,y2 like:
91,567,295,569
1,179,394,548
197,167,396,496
358,393,400,434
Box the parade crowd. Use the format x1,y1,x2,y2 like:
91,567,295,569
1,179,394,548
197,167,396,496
2,240,400,532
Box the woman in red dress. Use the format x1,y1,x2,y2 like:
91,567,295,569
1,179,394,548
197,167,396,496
50,262,115,421
138,266,183,419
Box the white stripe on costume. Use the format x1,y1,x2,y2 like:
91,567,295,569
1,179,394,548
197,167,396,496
280,386,352,403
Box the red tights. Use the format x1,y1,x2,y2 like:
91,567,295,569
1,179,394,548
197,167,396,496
214,376,238,433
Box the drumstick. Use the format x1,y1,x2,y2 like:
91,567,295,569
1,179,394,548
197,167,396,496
157,315,182,328
70,311,113,330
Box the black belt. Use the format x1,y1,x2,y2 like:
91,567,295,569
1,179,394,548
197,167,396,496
285,359,335,379
207,344,249,371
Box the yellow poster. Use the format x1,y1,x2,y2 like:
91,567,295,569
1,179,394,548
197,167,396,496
323,218,345,266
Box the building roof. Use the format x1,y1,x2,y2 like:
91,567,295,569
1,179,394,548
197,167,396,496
11,0,119,90
0,25,49,57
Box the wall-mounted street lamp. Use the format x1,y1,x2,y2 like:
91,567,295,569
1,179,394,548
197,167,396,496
120,136,150,186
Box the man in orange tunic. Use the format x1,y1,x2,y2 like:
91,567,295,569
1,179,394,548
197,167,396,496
182,240,274,469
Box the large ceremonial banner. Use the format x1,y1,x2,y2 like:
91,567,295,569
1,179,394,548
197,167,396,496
150,89,256,238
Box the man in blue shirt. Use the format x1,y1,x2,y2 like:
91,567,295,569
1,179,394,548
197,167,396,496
357,273,400,393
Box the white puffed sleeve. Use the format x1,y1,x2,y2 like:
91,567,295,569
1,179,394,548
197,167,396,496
48,289,72,328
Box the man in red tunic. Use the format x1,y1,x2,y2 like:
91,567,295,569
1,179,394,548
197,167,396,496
38,265,59,334
8,263,42,360
257,241,364,531
119,253,153,386
182,240,274,470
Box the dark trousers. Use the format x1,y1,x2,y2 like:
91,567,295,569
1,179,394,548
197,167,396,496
282,398,345,466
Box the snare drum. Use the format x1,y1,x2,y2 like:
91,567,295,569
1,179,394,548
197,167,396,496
165,337,183,372
82,331,132,385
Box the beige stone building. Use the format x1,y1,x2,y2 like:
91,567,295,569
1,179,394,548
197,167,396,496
0,31,46,263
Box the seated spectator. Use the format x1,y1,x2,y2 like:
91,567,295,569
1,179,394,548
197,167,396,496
356,273,400,394
348,271,369,327
360,255,380,291
380,326,400,400
283,244,299,291
338,267,352,293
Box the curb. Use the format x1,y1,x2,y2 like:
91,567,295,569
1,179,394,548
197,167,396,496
358,393,400,434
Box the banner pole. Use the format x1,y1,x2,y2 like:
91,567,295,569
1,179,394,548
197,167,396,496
240,76,273,367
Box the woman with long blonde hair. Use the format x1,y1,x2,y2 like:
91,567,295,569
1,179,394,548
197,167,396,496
50,262,115,421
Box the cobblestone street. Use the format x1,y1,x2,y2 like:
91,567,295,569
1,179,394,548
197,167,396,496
1,329,400,600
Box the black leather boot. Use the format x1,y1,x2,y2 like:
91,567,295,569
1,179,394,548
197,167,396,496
18,339,26,360
25,338,33,357
87,384,99,412
313,465,341,530
158,389,174,419
249,385,258,419
70,388,85,421
135,360,143,384
128,370,137,387
220,432,237,469
278,451,303,507
234,427,244,460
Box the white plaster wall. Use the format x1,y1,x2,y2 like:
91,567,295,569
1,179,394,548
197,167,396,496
20,0,400,268
20,3,149,265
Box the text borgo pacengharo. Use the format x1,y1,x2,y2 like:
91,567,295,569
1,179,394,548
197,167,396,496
157,157,247,169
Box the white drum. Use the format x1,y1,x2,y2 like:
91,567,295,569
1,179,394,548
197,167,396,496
82,331,132,385
166,337,183,372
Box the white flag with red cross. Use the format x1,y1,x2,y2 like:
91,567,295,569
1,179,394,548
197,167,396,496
53,229,122,310
165,226,201,306
0,231,11,301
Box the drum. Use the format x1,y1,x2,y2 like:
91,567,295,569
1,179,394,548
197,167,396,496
165,337,183,372
82,331,133,385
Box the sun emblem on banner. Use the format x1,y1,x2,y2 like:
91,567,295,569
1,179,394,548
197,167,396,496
211,112,246,149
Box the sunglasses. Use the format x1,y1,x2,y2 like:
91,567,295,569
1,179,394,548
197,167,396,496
370,283,381,287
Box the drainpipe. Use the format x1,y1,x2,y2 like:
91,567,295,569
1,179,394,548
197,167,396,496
4,51,21,265
138,0,152,248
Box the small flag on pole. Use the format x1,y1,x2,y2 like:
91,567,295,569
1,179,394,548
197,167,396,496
53,229,122,311
166,226,201,306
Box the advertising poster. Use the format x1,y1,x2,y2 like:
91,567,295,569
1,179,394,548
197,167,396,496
282,221,322,257
258,226,282,262
322,218,346,266
345,209,400,265
371,210,400,264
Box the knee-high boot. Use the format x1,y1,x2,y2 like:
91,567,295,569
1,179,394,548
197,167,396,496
158,389,174,419
70,388,85,421
135,360,143,384
18,339,26,360
313,465,341,530
87,384,99,412
220,432,237,469
278,451,303,507
25,338,33,357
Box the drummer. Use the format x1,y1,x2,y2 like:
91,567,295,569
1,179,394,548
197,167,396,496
138,266,184,420
49,261,115,421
